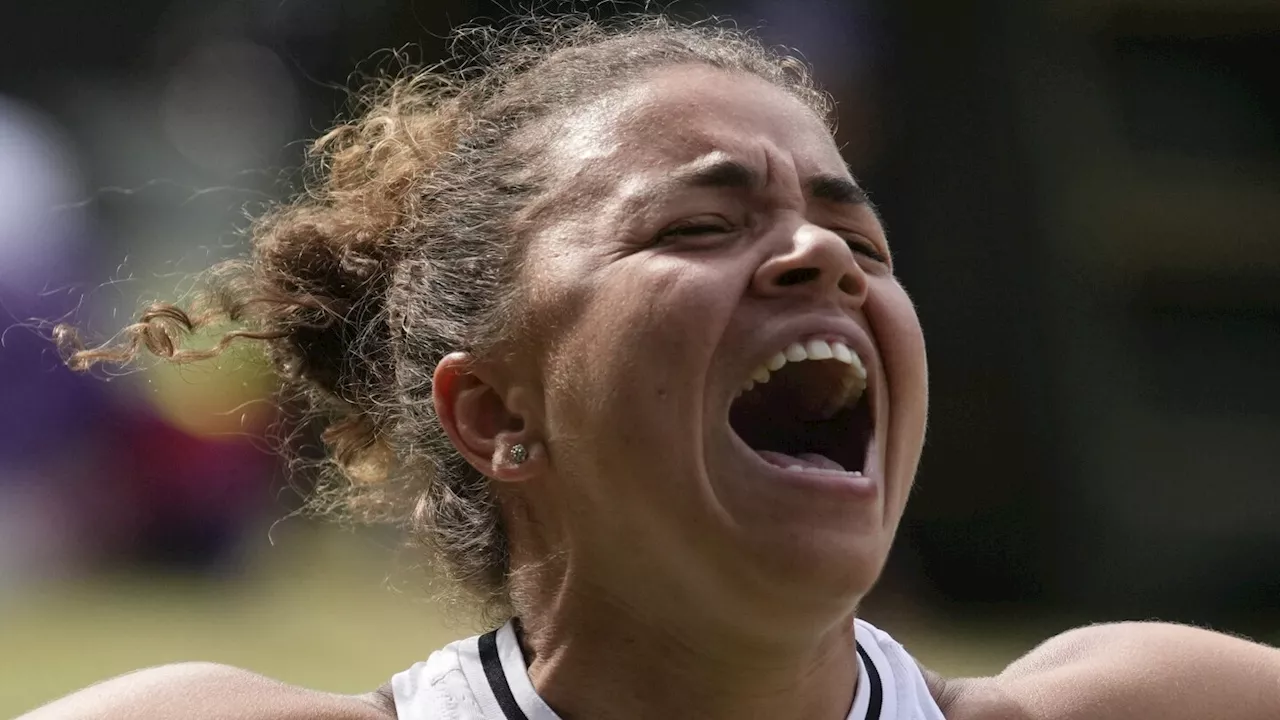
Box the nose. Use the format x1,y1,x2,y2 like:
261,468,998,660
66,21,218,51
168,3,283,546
750,224,868,306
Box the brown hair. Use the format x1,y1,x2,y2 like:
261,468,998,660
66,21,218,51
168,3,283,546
56,12,830,617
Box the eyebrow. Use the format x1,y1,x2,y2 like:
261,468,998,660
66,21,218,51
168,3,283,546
671,156,760,191
668,156,872,211
807,174,870,207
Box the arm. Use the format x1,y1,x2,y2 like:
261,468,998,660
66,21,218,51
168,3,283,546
940,622,1280,720
16,662,395,720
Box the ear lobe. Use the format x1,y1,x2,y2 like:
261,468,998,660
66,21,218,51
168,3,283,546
433,352,545,482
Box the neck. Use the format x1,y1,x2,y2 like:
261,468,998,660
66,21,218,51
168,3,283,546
515,586,860,720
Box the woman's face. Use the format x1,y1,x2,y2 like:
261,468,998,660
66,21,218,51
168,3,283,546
507,65,927,624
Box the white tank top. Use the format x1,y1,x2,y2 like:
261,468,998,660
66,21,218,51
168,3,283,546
391,618,946,719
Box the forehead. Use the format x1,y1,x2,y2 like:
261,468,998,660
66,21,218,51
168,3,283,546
540,65,847,195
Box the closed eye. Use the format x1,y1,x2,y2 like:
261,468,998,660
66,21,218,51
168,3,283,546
658,216,735,243
666,223,729,237
838,232,889,264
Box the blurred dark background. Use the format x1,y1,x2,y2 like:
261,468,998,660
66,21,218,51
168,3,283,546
2,0,1278,714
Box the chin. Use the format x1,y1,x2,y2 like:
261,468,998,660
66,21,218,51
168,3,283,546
781,527,891,593
713,519,896,633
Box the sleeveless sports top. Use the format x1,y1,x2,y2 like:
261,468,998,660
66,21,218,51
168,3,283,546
391,618,946,719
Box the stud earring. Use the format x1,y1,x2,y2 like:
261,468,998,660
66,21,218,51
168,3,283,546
508,443,528,465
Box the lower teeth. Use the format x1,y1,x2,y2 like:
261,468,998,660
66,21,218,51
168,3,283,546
785,464,863,476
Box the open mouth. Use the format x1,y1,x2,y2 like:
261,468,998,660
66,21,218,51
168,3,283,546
728,338,874,476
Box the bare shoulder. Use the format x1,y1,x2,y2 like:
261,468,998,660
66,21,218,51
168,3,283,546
17,662,397,720
935,622,1280,720
920,666,1030,720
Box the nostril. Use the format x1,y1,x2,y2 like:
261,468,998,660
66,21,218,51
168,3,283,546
836,275,860,295
776,267,820,286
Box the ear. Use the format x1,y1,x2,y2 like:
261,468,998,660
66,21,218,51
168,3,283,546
432,351,546,482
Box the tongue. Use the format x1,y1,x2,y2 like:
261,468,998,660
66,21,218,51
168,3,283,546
758,450,846,472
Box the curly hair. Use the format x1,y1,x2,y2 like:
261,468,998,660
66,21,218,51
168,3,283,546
56,11,831,618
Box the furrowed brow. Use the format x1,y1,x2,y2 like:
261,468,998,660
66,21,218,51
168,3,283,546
646,157,882,224
807,174,882,224
672,156,760,191
686,157,752,190
807,174,869,206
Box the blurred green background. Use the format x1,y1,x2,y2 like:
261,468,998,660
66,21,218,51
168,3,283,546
2,0,1279,716
0,526,1056,715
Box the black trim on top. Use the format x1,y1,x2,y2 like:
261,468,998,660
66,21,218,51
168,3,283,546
856,642,884,720
479,626,883,720
479,629,530,720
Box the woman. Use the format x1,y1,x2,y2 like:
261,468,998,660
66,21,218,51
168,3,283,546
27,13,1280,720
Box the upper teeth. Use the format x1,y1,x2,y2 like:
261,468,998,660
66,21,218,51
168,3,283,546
738,339,868,415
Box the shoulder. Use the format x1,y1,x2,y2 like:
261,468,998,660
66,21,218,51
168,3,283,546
936,622,1280,720
18,662,397,720
391,634,489,719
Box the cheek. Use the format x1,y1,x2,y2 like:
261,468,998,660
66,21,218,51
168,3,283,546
536,265,733,533
538,260,728,454
869,279,928,423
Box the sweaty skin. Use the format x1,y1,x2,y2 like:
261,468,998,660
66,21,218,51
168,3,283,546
20,65,1280,720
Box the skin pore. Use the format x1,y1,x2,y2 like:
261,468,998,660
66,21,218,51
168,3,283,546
435,64,926,720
